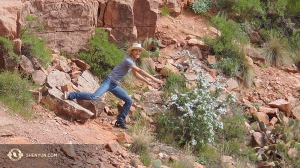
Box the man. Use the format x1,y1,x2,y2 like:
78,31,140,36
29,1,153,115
65,43,163,129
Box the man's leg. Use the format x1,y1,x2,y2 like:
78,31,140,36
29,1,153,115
68,76,111,100
110,86,133,128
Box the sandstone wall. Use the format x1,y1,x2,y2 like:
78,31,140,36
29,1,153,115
0,0,189,57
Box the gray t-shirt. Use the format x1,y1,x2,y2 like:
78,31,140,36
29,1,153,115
107,56,136,84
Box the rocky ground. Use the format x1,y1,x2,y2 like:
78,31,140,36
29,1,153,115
1,11,300,168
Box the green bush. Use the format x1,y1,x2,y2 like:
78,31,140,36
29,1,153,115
157,72,235,151
217,57,240,77
231,0,263,22
0,36,19,61
78,28,125,78
162,72,187,97
205,16,249,57
24,14,45,33
21,33,52,67
0,71,35,118
161,5,170,16
191,0,212,14
287,0,300,15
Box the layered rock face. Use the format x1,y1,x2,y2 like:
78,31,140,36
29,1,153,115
21,0,99,57
24,0,160,56
0,0,189,57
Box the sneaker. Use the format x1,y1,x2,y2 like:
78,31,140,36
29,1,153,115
64,91,69,100
114,121,129,129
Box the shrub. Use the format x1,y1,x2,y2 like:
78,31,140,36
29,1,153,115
78,28,125,78
216,57,240,77
161,5,170,16
157,71,236,151
231,0,263,22
205,16,249,57
0,36,19,61
259,33,294,67
21,33,52,67
23,14,45,34
0,71,35,118
162,72,186,97
197,144,222,166
191,0,212,14
130,123,154,166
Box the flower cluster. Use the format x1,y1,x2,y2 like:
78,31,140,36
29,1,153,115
161,71,235,148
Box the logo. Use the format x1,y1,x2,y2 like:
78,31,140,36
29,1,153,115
7,148,24,161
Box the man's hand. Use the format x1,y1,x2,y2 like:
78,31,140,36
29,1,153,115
153,78,163,84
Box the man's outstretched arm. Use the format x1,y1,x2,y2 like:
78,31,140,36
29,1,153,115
130,65,163,86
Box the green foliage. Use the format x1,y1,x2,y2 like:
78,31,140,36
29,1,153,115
140,151,152,166
216,57,240,77
206,16,249,56
259,32,294,67
266,0,289,17
218,115,248,140
289,29,300,51
21,33,52,67
78,28,125,78
21,14,51,67
0,71,35,119
191,0,212,14
231,0,263,22
239,147,257,162
23,14,45,33
0,36,19,62
286,0,300,15
25,14,38,21
162,72,186,97
197,144,222,166
222,139,242,155
129,123,154,166
161,5,170,16
142,38,161,58
253,112,300,167
203,15,257,87
157,72,235,151
152,159,162,168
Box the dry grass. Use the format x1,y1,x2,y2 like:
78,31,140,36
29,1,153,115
260,34,294,67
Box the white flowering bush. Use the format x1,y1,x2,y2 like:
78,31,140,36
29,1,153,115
191,0,212,14
157,72,235,150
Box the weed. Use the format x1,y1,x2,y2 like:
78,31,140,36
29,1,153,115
0,71,36,119
0,36,19,62
259,33,294,67
129,123,154,166
21,33,52,67
252,103,259,109
161,5,170,16
162,72,186,97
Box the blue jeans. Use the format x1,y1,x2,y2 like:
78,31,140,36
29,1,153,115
68,76,133,123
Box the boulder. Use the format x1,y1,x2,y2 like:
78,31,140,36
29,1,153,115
268,99,291,117
0,0,23,39
77,99,106,118
41,87,94,122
